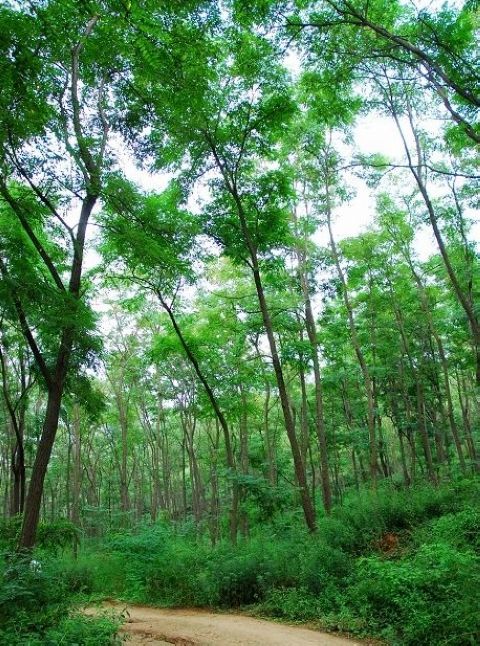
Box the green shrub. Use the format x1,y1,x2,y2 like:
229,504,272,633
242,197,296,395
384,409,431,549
215,553,263,606
299,543,350,613
0,517,22,551
37,519,79,554
0,553,120,645
78,478,480,646
0,553,68,632
62,560,96,595
41,612,122,646
261,587,320,621
414,507,480,552
328,480,479,553
0,517,78,554
347,543,480,645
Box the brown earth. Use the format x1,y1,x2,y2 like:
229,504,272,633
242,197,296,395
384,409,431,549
87,601,363,646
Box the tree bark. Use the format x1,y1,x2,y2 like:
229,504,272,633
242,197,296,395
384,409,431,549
158,294,240,543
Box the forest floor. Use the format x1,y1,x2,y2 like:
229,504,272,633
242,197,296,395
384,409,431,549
87,601,362,646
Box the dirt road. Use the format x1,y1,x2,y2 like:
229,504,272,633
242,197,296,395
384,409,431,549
91,602,361,646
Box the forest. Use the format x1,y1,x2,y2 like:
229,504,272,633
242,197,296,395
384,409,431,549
0,0,479,644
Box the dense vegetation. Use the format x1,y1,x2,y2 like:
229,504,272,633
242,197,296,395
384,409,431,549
0,0,478,644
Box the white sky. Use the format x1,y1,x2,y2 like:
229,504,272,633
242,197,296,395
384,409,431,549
104,111,478,259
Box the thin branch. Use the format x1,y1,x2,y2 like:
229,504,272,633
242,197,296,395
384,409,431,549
0,255,52,388
0,178,66,292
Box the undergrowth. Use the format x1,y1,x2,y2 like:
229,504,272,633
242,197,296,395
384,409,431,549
0,549,121,645
2,478,479,645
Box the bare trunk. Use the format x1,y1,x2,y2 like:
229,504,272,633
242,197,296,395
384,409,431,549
206,138,315,531
19,382,63,549
326,201,376,485
416,382,437,485
158,295,240,543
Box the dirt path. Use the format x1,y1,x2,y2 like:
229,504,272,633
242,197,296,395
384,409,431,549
88,602,362,646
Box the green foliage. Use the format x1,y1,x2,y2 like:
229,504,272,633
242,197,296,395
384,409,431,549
0,516,22,551
413,507,480,553
0,517,78,554
37,519,79,554
38,613,122,646
0,552,121,645
261,587,322,622
326,480,471,552
349,544,480,645
76,480,480,645
1,3,479,646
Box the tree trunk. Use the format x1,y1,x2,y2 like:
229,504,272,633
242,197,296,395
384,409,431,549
245,252,316,531
389,91,480,384
206,139,316,532
158,295,240,543
298,256,332,513
326,197,377,485
239,386,250,538
18,382,64,549
416,381,437,485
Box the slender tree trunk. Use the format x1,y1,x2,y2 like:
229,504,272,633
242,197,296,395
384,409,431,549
206,420,220,546
298,254,332,513
239,386,249,538
325,193,377,485
71,403,82,557
0,347,27,516
206,139,316,531
292,202,332,512
416,381,437,484
352,449,360,490
403,256,467,472
158,295,240,543
457,372,480,472
243,249,316,531
387,87,480,384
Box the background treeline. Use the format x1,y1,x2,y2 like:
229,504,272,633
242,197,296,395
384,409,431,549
1,198,478,540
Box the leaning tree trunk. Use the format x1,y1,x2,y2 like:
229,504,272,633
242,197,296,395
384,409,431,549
19,380,64,549
237,215,316,531
387,88,480,385
326,195,377,486
18,192,98,550
158,294,240,544
205,135,316,531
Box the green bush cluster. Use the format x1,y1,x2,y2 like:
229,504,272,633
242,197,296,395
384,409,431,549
3,479,477,645
0,517,78,554
81,478,479,645
82,522,352,610
349,543,480,645
0,552,120,645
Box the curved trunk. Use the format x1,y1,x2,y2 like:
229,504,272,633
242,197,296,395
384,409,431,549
158,294,240,544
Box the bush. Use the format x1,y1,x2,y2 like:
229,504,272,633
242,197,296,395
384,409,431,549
414,507,480,552
37,519,79,554
0,552,120,645
261,587,320,622
0,553,68,632
0,517,22,551
41,613,122,646
0,517,78,554
62,560,96,595
347,543,480,645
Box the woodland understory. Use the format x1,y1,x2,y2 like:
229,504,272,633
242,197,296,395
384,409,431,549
0,1,479,645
